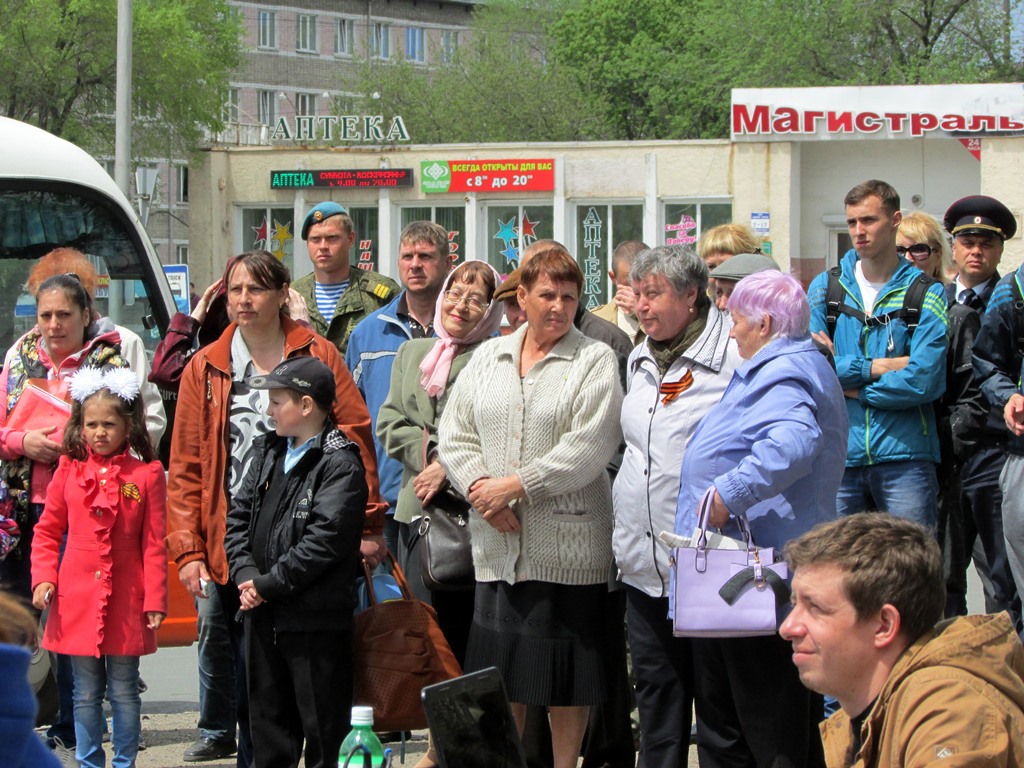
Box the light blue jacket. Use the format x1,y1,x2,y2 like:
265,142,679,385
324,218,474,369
675,336,848,551
807,251,948,467
345,293,426,507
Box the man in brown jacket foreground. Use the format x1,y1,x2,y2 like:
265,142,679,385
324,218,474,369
781,513,1024,767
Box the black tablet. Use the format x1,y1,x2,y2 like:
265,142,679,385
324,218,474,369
421,667,528,768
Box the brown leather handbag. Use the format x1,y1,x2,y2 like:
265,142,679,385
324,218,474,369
352,553,462,732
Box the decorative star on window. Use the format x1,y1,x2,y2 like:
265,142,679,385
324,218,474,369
252,215,270,249
494,217,517,244
501,245,519,265
519,213,537,239
271,220,293,259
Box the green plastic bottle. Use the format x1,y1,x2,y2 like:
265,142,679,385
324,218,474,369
338,706,385,767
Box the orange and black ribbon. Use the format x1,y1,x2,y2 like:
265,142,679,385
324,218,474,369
660,370,694,405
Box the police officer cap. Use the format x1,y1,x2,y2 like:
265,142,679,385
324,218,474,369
943,195,1016,240
301,202,348,240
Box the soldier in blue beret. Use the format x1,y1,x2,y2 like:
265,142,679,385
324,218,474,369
291,203,399,357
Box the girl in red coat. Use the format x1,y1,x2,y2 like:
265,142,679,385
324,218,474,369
30,367,167,768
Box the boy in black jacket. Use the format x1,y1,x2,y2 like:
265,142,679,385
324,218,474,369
225,356,367,768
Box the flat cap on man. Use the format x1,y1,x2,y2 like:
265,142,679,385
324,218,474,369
709,252,781,282
301,202,348,240
493,269,522,301
943,195,1017,240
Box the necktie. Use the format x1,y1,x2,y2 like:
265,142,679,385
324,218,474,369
961,288,983,312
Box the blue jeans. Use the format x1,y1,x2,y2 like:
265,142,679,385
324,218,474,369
836,461,938,528
196,585,237,744
71,655,140,768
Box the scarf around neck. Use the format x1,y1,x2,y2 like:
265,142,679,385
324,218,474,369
648,302,710,377
419,263,504,397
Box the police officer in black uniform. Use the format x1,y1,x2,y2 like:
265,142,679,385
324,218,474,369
943,195,1021,628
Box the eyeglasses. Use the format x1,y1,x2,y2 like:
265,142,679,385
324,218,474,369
443,290,486,310
896,243,934,261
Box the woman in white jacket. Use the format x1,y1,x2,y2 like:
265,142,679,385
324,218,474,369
611,245,741,767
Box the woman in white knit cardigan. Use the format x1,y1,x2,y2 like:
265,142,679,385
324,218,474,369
438,246,623,768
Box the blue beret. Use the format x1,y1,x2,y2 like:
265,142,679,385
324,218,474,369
301,202,348,240
943,195,1016,240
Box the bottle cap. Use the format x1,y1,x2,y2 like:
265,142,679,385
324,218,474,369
350,705,374,726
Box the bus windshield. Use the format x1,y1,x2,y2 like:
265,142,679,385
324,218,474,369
0,184,171,358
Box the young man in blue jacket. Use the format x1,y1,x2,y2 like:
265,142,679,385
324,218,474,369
809,179,948,527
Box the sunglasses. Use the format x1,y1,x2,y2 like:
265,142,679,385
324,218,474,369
896,243,934,260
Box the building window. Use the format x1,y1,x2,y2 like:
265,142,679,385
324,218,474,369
401,206,466,264
175,244,189,264
295,92,316,118
441,29,459,63
405,27,425,64
257,90,276,125
661,200,733,248
346,207,381,272
484,204,554,274
175,166,189,204
224,88,239,123
335,18,354,56
296,14,317,53
370,23,391,60
257,11,277,49
241,207,297,272
574,203,644,308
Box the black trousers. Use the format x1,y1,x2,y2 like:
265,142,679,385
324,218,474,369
625,586,693,768
692,634,824,768
244,608,353,768
216,582,254,768
954,447,1021,627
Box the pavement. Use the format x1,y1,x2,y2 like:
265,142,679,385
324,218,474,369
45,646,432,768
41,571,986,767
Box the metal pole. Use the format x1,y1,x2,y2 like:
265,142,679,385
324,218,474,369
114,0,132,197
113,0,133,321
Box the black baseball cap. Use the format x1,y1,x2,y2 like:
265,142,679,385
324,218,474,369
247,357,335,410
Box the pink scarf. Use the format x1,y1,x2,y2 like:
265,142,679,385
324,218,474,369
419,263,504,397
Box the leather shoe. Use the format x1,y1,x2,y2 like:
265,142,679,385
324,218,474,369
183,737,237,762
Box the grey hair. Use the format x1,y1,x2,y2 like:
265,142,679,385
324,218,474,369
629,245,709,298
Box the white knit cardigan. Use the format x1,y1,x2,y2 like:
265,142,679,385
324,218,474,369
438,324,623,586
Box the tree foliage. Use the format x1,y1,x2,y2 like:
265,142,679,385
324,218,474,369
552,0,1024,139
360,0,1024,143
0,0,243,156
354,0,609,143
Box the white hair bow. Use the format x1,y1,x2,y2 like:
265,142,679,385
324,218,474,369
69,367,140,404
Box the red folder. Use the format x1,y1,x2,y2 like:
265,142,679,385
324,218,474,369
5,379,73,442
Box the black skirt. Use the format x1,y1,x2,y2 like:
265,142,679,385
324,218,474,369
464,580,608,707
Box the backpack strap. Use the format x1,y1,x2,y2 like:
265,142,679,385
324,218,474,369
825,267,847,340
896,272,936,337
825,267,934,340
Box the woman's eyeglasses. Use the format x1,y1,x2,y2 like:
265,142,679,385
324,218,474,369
896,243,934,261
443,290,486,310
